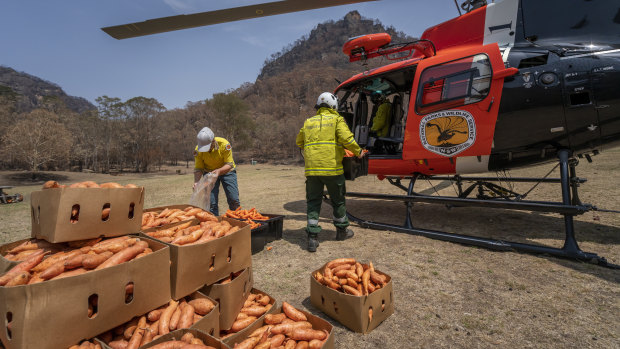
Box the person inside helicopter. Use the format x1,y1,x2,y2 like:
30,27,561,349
368,91,392,154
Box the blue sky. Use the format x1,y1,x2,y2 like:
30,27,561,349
1,0,459,110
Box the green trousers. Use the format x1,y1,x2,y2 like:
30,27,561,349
305,175,349,234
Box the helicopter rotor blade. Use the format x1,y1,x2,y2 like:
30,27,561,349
102,0,378,40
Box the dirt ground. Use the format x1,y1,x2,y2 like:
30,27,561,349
1,150,619,348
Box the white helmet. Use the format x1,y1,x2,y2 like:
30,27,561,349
316,92,338,110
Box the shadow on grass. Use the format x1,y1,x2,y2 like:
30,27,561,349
283,197,620,282
3,171,69,186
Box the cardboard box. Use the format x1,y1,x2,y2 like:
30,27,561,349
141,217,252,300
0,237,171,349
31,187,145,243
200,267,254,331
141,329,231,349
224,305,335,349
96,291,220,347
220,288,278,346
310,266,394,333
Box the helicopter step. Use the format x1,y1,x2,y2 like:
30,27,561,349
343,149,617,268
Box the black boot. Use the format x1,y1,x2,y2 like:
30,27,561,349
336,227,354,241
307,233,319,252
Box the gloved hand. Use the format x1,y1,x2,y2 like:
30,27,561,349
357,149,368,159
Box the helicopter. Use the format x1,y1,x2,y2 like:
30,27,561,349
102,0,620,267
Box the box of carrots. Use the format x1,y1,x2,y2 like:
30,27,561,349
223,301,334,349
141,216,252,300
200,268,256,332
31,181,145,243
0,236,171,349
96,291,220,347
310,258,394,334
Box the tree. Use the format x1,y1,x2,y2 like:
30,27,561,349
123,97,166,172
96,96,124,172
207,93,254,149
2,109,72,176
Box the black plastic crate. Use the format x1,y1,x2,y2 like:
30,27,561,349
260,214,284,242
251,223,268,254
342,155,368,181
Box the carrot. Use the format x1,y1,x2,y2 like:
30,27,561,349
101,182,123,188
282,302,307,321
230,316,257,332
82,251,113,269
141,320,159,346
284,339,297,349
7,240,40,254
178,303,195,329
232,336,260,349
169,305,182,331
93,238,138,254
40,260,67,280
290,329,327,341
51,267,87,280
95,241,148,270
124,325,137,340
295,341,309,349
102,207,111,220
249,325,272,338
254,342,272,349
241,305,269,317
43,180,60,189
267,333,285,347
331,263,353,274
347,277,359,289
171,229,204,245
158,300,179,335
270,321,312,335
362,269,371,295
265,313,286,325
308,339,324,349
343,285,362,296
126,316,147,349
5,271,30,286
370,271,386,285
148,308,164,322
64,253,87,269
188,298,214,315
326,258,356,269
0,250,46,286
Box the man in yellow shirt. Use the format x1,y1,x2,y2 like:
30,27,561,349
296,92,365,252
193,127,240,216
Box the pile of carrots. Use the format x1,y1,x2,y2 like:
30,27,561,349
230,302,328,349
225,207,269,230
43,180,139,189
313,258,388,297
142,207,218,230
97,297,215,348
0,236,152,287
145,220,240,246
220,291,274,339
141,332,217,349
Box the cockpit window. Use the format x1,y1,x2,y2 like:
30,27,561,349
416,54,492,115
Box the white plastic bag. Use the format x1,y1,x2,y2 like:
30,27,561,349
189,172,218,211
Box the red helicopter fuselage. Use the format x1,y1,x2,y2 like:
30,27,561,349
335,0,620,178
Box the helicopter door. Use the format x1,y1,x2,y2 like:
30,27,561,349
404,43,516,161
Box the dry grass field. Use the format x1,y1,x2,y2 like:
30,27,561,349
1,150,619,348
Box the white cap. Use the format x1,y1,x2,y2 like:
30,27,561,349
197,127,215,152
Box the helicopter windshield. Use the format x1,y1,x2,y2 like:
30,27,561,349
336,67,416,158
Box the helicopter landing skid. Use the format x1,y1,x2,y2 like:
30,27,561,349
343,149,617,268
